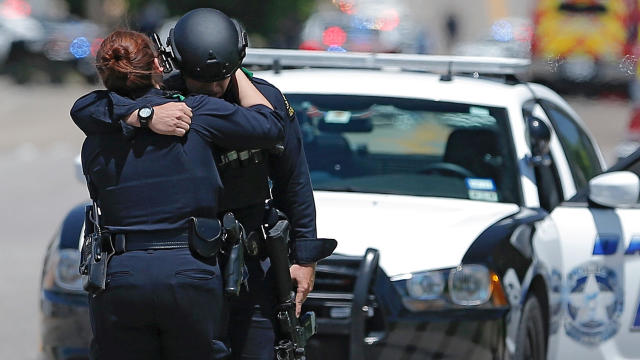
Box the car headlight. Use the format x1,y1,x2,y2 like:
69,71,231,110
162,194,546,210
406,270,446,300
55,249,83,291
392,264,506,311
449,264,491,305
43,248,84,292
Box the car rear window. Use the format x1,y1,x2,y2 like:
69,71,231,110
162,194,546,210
288,94,522,204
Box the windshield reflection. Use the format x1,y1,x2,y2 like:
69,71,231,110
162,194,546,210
288,94,521,204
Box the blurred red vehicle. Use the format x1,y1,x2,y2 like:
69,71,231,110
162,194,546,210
299,1,430,54
531,0,640,91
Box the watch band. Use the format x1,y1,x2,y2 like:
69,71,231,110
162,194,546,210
138,106,153,128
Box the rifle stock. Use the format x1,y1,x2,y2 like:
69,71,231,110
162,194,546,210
264,203,317,360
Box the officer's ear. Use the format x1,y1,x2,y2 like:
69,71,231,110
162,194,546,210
153,57,164,74
151,58,164,87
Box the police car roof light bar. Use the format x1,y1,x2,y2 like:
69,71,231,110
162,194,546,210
244,48,530,76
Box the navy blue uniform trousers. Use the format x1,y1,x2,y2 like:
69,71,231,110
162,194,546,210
89,248,230,360
228,257,278,360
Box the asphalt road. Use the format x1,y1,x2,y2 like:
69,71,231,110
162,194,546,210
0,78,631,359
0,78,89,360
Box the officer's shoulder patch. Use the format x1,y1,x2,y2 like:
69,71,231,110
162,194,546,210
282,94,295,120
252,77,295,120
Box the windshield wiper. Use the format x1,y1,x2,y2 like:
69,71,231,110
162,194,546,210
314,186,411,196
314,186,364,192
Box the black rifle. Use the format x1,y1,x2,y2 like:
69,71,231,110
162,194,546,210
263,202,317,360
151,32,174,74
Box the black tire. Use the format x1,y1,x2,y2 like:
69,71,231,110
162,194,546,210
514,296,546,360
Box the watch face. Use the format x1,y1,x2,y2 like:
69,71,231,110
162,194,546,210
139,107,152,118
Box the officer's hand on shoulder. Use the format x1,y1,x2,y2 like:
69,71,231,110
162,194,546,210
150,102,193,137
125,102,192,136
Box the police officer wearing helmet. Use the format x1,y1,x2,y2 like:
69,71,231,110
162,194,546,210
168,8,246,88
71,8,337,360
71,29,285,360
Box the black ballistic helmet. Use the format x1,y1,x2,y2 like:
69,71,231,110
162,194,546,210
168,8,248,82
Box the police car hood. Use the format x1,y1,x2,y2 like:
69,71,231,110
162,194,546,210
314,191,520,276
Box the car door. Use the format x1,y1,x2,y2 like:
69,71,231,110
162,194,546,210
539,99,604,190
549,150,640,359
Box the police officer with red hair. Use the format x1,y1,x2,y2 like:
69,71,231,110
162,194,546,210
74,28,287,359
72,8,336,360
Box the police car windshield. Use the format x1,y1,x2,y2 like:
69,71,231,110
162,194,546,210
288,94,521,205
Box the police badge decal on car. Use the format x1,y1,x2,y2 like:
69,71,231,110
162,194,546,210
564,262,624,345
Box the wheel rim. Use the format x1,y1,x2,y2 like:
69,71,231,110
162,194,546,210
525,320,540,359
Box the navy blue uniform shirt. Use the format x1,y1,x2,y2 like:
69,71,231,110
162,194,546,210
71,78,334,263
73,87,284,232
249,78,319,262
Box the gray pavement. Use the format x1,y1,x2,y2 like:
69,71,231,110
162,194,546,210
0,78,89,360
0,77,631,359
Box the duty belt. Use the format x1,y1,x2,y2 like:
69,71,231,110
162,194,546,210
111,228,189,254
218,149,264,168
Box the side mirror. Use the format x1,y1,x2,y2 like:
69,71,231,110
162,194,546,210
527,116,551,166
589,171,640,208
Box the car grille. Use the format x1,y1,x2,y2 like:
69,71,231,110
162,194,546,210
302,252,388,342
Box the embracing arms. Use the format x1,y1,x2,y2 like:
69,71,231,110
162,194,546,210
70,70,283,148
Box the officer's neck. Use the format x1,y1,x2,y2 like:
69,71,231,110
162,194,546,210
222,79,239,103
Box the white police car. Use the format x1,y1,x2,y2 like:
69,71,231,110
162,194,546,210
41,50,640,360
245,50,640,360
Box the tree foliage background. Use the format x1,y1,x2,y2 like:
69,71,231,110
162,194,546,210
65,0,317,47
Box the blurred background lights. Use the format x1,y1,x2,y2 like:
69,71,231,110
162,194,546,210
327,45,347,52
514,24,533,43
333,0,355,15
70,37,91,59
353,15,374,30
90,38,104,57
322,26,347,47
351,8,399,32
0,0,31,18
491,19,513,42
299,40,323,51
378,8,399,31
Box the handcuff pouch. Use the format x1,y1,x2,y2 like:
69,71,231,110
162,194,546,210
188,217,223,258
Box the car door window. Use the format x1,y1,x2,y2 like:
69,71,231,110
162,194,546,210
541,101,602,190
625,155,640,176
523,101,564,211
566,150,640,203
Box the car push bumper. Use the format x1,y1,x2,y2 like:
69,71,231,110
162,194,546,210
303,248,509,360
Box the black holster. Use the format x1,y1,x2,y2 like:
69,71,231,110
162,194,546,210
187,216,245,295
80,205,114,294
222,213,246,297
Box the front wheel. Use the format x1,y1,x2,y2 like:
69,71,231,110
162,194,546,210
514,296,546,360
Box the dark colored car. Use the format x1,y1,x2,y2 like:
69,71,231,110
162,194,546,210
40,201,91,360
